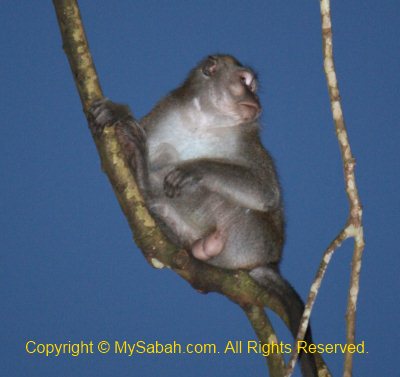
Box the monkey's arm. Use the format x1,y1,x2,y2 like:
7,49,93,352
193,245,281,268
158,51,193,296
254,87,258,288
164,160,280,212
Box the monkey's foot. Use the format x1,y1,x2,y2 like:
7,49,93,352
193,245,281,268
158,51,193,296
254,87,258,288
192,230,226,261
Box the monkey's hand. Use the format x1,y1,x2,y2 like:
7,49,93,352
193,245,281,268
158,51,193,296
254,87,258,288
89,98,149,193
88,98,143,140
163,166,202,198
89,98,146,159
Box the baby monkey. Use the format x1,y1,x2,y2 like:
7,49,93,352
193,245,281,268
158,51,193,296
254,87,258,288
89,55,318,377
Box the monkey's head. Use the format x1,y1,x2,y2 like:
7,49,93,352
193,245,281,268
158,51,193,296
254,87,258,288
188,55,261,126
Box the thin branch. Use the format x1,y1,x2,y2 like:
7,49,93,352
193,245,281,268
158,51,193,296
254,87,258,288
286,2,365,377
320,1,365,374
243,305,286,377
286,230,347,377
53,0,103,110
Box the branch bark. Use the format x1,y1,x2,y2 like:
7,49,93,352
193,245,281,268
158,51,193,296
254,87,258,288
52,1,305,375
286,2,365,377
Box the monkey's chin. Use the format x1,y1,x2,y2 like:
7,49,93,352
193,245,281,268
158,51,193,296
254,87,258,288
238,102,261,122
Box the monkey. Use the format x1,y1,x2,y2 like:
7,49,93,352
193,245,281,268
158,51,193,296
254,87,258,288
89,55,319,377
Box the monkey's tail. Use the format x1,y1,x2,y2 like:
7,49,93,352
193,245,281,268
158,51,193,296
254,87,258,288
249,266,318,377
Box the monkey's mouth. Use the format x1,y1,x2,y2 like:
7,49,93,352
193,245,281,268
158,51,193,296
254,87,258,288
238,101,261,121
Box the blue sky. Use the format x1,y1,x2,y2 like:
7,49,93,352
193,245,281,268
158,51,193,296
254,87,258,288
1,1,398,376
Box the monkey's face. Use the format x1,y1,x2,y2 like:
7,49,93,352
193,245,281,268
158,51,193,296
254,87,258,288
228,69,261,122
200,55,261,125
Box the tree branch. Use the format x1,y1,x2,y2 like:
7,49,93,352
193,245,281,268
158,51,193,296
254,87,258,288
243,305,285,377
286,2,365,376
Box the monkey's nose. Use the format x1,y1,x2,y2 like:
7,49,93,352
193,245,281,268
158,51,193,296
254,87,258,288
240,71,253,86
238,70,255,89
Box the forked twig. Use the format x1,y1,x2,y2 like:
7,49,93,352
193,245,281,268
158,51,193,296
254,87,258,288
285,2,365,377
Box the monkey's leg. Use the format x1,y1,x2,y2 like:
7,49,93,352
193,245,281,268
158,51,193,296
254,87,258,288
148,199,203,244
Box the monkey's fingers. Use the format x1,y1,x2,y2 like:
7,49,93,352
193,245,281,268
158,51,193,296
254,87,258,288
88,99,136,136
164,168,202,198
164,169,184,198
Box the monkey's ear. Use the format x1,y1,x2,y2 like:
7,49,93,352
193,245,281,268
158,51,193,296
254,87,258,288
202,56,218,77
